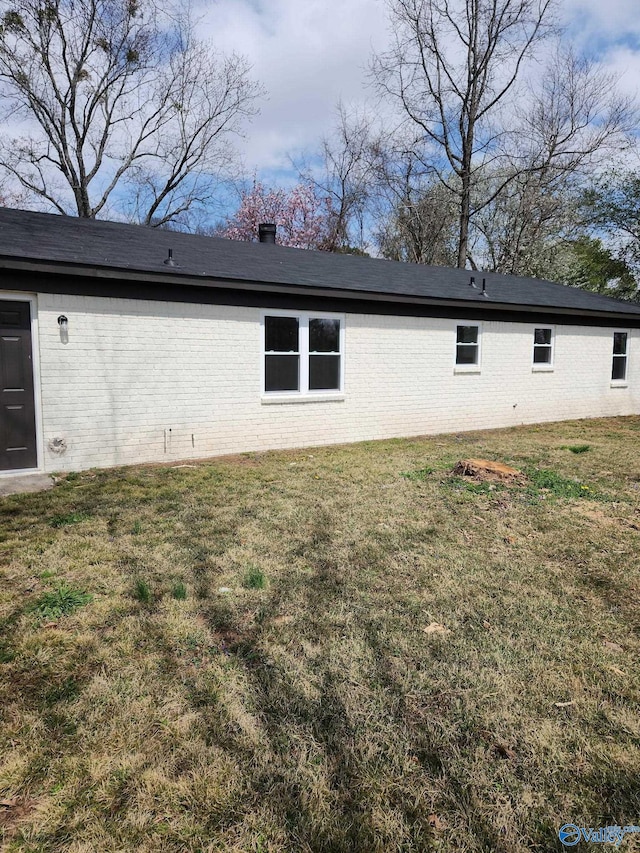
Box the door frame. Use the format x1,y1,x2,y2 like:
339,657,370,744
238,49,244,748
0,291,44,475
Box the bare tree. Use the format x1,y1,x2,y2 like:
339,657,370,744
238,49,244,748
377,179,458,264
368,137,458,263
372,0,636,270
297,103,375,252
471,48,636,274
0,169,25,207
469,167,578,275
0,0,262,225
372,0,556,267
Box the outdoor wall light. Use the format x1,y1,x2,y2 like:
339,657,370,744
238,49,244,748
58,314,69,344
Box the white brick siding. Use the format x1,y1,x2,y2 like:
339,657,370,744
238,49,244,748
22,291,640,472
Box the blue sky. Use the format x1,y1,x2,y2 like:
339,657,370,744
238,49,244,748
198,0,640,189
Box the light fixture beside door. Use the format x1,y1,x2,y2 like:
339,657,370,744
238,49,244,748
58,314,68,344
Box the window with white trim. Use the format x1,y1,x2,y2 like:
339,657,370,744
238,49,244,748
456,325,480,365
263,313,343,394
533,328,553,364
612,332,628,381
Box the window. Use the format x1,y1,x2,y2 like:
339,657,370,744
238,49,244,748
456,325,480,365
612,332,628,381
263,313,343,395
264,315,299,392
533,328,553,365
309,318,341,390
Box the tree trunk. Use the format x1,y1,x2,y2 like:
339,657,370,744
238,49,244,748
457,167,471,269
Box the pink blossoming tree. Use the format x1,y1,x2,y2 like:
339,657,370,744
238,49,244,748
219,181,333,249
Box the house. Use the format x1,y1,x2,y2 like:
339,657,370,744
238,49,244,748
1,206,639,475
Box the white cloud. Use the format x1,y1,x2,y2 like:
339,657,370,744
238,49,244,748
196,0,390,176
601,46,640,101
194,0,640,183
561,0,640,41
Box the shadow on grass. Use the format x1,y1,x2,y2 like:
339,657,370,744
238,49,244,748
221,630,438,850
156,491,527,850
190,551,442,851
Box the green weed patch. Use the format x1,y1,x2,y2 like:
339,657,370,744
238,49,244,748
171,581,187,600
242,565,266,589
50,510,91,528
31,581,92,620
132,578,152,604
401,465,434,481
525,467,601,500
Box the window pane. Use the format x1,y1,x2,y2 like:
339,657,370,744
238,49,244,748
613,332,628,355
265,355,299,391
533,346,551,364
534,328,552,345
612,356,627,381
457,325,478,344
310,318,340,352
456,344,478,365
309,355,340,390
265,316,298,352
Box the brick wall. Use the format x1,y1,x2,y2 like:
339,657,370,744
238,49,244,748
33,292,639,472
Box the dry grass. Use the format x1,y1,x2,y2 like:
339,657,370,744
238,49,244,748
1,416,639,852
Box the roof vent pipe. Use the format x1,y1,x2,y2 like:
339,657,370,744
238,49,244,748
481,278,489,298
469,275,477,288
258,223,277,244
164,248,177,267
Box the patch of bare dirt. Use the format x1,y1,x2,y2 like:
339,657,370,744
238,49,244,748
215,628,248,653
572,505,616,526
573,504,640,530
0,796,38,838
221,454,262,467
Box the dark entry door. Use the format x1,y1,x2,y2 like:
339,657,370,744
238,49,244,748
0,300,37,470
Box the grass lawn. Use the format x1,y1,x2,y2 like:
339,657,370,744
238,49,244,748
1,416,639,852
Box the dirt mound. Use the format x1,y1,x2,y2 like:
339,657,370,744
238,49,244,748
453,458,521,481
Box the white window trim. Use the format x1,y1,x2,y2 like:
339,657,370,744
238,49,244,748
0,290,44,475
532,325,555,372
453,321,482,374
611,329,630,388
260,309,345,402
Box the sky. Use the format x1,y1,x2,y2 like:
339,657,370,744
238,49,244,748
198,0,640,187
198,0,389,182
1,0,638,224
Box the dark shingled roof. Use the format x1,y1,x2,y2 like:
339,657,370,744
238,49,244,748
1,206,640,317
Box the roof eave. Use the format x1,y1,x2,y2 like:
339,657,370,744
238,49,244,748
1,255,639,324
